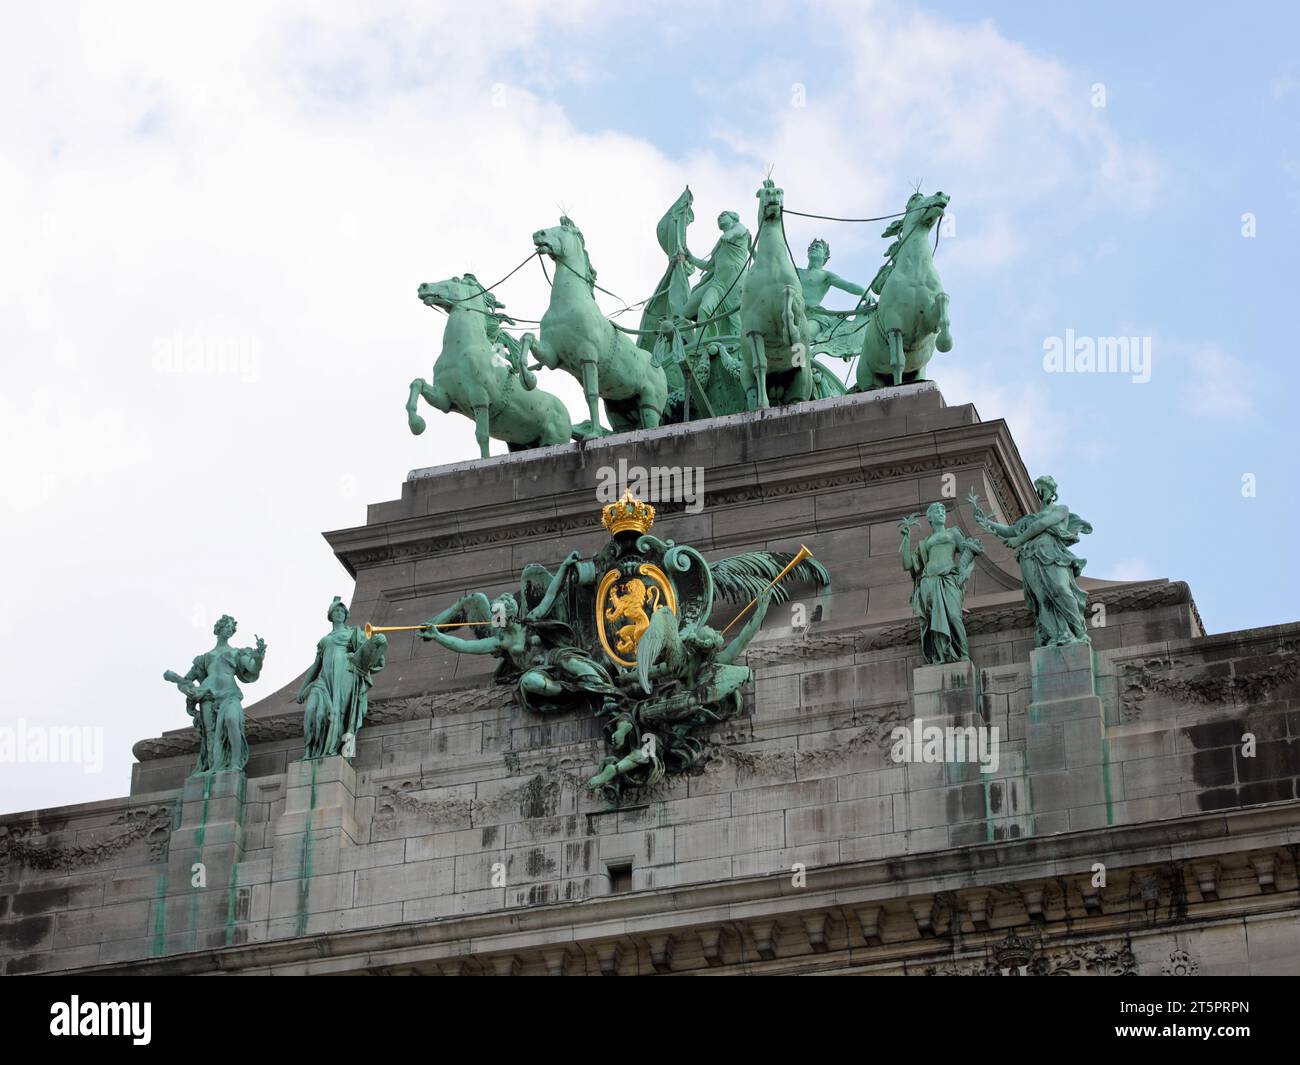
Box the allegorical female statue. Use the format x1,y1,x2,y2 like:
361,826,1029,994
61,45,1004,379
969,476,1093,647
163,615,266,774
899,502,983,663
297,596,388,759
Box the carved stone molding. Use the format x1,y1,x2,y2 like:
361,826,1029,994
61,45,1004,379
0,805,173,872
1162,948,1200,976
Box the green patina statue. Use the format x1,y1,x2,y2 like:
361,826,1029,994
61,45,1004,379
855,190,952,389
520,218,668,437
408,274,573,457
969,478,1093,647
419,582,619,715
163,615,266,774
739,179,818,409
410,492,828,800
590,575,778,789
899,502,983,664
798,238,869,342
637,184,848,419
297,596,388,760
683,208,749,339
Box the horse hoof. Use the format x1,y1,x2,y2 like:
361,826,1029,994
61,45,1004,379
408,415,427,436
936,332,952,353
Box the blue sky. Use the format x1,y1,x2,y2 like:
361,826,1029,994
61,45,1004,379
3,0,1298,809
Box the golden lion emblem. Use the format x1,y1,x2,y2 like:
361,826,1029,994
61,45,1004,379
604,578,662,655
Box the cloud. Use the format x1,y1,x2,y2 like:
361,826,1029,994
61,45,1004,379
1107,557,1156,582
1157,338,1253,420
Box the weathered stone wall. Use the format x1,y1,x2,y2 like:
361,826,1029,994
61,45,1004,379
2,390,1296,975
3,612,1297,974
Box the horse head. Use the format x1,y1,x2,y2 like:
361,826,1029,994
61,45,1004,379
532,218,595,286
755,179,785,225
882,190,949,249
417,275,489,314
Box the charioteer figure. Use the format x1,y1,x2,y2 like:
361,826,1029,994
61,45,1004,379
797,238,869,341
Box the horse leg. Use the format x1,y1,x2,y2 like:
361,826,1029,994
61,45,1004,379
472,404,491,459
887,329,905,387
747,332,769,409
638,357,668,430
935,292,952,353
406,378,446,435
579,348,604,434
520,332,558,371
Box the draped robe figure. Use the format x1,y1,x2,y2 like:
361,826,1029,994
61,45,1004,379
298,597,387,759
899,503,982,664
971,477,1093,647
164,614,265,774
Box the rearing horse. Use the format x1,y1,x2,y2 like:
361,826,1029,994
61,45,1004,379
407,276,573,458
520,219,668,435
857,190,952,390
739,180,818,410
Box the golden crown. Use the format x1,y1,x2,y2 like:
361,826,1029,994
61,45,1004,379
601,490,656,536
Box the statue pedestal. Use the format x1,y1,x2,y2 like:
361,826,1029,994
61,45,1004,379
157,770,247,953
910,660,983,786
268,757,360,936
1029,641,1098,709
1026,643,1113,828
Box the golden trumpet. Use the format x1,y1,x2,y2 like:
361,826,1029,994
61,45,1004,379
720,544,814,636
363,621,472,639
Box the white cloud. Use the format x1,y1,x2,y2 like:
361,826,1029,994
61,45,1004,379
1156,338,1252,420
1107,557,1156,582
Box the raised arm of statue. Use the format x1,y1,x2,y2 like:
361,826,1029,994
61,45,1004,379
826,271,866,297
426,629,501,656
1004,503,1068,548
236,637,266,682
967,489,1016,540
898,514,921,575
525,551,584,621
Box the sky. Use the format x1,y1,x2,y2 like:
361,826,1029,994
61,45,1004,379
2,0,1298,812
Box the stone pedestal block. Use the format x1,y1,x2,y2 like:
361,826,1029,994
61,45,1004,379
276,756,360,842
268,757,361,935
1029,642,1097,712
911,660,984,785
155,770,248,954
1026,644,1115,829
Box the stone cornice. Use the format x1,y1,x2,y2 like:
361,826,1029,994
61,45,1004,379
324,417,1037,578
67,802,1300,975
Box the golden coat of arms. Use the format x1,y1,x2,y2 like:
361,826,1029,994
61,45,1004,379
597,564,678,666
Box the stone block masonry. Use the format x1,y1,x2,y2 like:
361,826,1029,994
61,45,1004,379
2,391,1297,975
